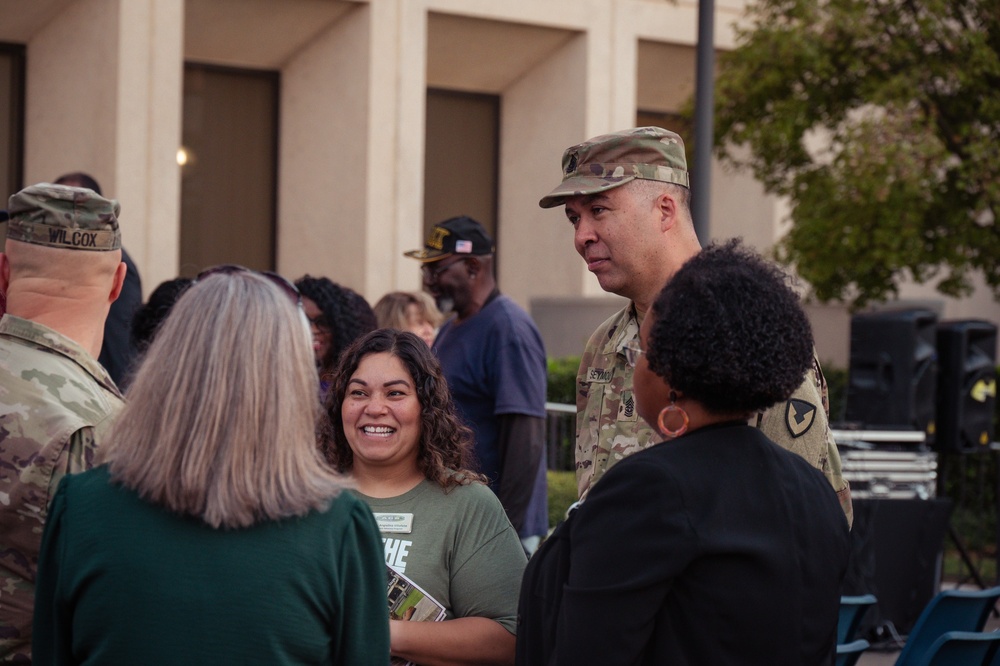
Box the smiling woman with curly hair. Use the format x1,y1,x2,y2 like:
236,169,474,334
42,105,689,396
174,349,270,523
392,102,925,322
323,329,526,666
518,240,851,665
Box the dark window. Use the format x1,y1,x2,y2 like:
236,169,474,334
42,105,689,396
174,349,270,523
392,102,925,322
424,89,500,271
0,43,26,210
180,64,279,277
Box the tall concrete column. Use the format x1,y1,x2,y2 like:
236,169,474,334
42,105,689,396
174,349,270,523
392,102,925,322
279,4,375,292
25,0,182,295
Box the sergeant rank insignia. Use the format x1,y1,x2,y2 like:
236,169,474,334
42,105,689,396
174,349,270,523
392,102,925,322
785,399,817,438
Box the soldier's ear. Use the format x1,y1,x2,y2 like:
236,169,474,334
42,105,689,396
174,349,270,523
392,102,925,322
0,253,9,295
656,190,679,232
108,260,127,304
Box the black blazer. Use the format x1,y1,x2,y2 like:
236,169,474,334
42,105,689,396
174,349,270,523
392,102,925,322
517,422,850,666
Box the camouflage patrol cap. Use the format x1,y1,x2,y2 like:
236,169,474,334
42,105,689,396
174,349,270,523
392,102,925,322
539,126,690,209
5,183,121,251
404,215,495,263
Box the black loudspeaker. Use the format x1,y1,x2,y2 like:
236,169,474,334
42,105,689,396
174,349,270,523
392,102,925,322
845,309,938,438
841,498,953,637
935,320,998,453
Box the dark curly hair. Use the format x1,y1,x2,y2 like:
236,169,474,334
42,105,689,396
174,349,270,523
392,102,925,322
130,278,194,352
321,329,486,489
54,172,102,195
294,275,378,374
646,239,814,416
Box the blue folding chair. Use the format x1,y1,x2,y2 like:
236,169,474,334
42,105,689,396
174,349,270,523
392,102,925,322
922,631,1000,666
895,586,1000,666
839,594,878,643
836,638,870,666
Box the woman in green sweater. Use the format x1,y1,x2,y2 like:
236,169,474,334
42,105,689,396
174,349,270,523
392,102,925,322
32,267,389,665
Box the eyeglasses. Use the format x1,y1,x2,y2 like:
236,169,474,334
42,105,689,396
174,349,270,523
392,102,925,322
195,264,302,307
421,257,466,283
623,339,645,368
307,314,331,334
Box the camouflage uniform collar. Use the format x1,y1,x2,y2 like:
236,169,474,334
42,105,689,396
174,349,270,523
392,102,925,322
604,302,641,358
0,314,123,397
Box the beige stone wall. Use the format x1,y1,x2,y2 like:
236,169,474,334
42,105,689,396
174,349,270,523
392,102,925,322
278,4,373,292
16,0,183,289
2,0,997,366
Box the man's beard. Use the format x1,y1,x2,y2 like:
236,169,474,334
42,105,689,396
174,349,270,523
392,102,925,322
435,295,455,316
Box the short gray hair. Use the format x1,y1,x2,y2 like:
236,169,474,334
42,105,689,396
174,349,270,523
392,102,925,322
627,178,691,210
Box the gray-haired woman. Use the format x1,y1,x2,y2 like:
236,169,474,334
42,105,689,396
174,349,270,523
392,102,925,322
33,267,389,665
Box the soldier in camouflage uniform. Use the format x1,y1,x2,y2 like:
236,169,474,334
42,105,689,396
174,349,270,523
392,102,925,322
0,183,126,663
539,127,852,525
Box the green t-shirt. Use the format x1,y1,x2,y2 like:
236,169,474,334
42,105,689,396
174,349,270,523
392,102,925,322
33,466,389,665
358,479,527,634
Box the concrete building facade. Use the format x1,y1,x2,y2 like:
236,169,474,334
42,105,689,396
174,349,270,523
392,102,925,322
1,0,997,366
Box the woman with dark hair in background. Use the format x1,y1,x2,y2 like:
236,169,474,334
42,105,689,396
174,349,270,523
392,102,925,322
295,275,377,394
33,268,389,665
323,329,526,666
129,277,193,353
517,240,851,665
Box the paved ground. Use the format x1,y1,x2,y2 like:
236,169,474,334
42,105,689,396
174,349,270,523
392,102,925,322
859,642,909,665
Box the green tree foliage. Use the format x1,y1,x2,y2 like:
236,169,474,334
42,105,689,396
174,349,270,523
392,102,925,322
713,0,1000,307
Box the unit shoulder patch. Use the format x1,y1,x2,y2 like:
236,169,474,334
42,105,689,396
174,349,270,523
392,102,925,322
785,398,817,438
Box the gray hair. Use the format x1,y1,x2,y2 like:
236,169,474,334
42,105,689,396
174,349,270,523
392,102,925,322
103,271,349,528
628,178,692,210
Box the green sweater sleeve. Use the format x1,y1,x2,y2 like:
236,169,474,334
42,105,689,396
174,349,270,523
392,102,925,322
32,476,73,665
333,497,390,665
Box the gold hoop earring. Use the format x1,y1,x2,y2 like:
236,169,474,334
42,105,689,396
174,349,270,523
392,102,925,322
657,403,689,439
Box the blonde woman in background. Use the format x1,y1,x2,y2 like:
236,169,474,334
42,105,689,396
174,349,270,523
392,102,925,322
373,291,443,347
32,267,389,666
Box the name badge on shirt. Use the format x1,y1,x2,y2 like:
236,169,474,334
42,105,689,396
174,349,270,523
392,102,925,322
586,367,613,383
374,512,414,534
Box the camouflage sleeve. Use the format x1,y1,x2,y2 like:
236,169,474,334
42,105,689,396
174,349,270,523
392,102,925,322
46,427,98,504
756,356,854,528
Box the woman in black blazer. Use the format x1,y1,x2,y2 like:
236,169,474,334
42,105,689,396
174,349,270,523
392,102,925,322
517,240,851,665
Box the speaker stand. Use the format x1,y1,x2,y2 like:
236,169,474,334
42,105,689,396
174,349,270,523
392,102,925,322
948,523,990,590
